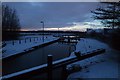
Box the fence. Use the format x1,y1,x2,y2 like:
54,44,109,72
2,48,105,80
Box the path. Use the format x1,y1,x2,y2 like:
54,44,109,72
67,38,120,79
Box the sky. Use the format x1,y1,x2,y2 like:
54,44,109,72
3,2,103,31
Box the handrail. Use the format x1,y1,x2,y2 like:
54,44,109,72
2,48,105,80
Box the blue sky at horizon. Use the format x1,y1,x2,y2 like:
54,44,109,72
3,2,104,31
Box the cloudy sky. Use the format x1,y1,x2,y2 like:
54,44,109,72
3,2,102,31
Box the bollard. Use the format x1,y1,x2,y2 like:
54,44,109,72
29,38,31,42
34,37,35,42
47,55,53,80
36,37,38,41
37,37,38,41
12,40,14,45
68,37,70,43
62,65,67,80
19,39,21,44
25,38,26,43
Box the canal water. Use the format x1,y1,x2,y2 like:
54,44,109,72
3,41,76,75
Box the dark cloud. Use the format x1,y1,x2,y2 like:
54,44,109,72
3,2,99,29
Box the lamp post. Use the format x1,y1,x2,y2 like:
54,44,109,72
58,28,59,37
41,21,44,42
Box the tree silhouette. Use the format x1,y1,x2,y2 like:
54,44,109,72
2,5,21,40
2,5,20,31
92,2,120,50
92,2,120,29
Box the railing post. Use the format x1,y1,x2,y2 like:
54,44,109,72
34,37,35,41
12,40,14,45
29,38,31,42
25,38,26,43
68,36,70,42
62,65,67,80
47,55,53,80
19,39,21,44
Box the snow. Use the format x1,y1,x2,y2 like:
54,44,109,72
53,56,75,65
2,64,47,79
2,35,58,59
1,37,120,79
67,38,120,79
67,61,119,79
75,38,108,53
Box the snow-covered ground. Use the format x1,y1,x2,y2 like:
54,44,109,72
67,38,120,79
2,35,58,59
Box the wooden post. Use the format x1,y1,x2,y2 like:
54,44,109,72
12,40,14,45
37,37,38,41
62,65,67,80
68,37,70,43
30,38,31,42
19,39,21,44
34,37,35,42
47,55,53,80
25,38,26,43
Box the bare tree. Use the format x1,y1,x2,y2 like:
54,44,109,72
2,5,20,31
2,5,21,40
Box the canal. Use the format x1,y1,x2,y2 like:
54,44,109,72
3,41,76,76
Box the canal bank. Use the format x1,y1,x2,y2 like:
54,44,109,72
67,38,120,79
3,41,76,76
2,38,108,80
2,36,59,60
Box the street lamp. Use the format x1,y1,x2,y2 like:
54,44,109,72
58,28,59,37
41,21,44,42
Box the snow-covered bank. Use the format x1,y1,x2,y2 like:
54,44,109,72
70,38,109,56
67,38,120,79
2,35,58,59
